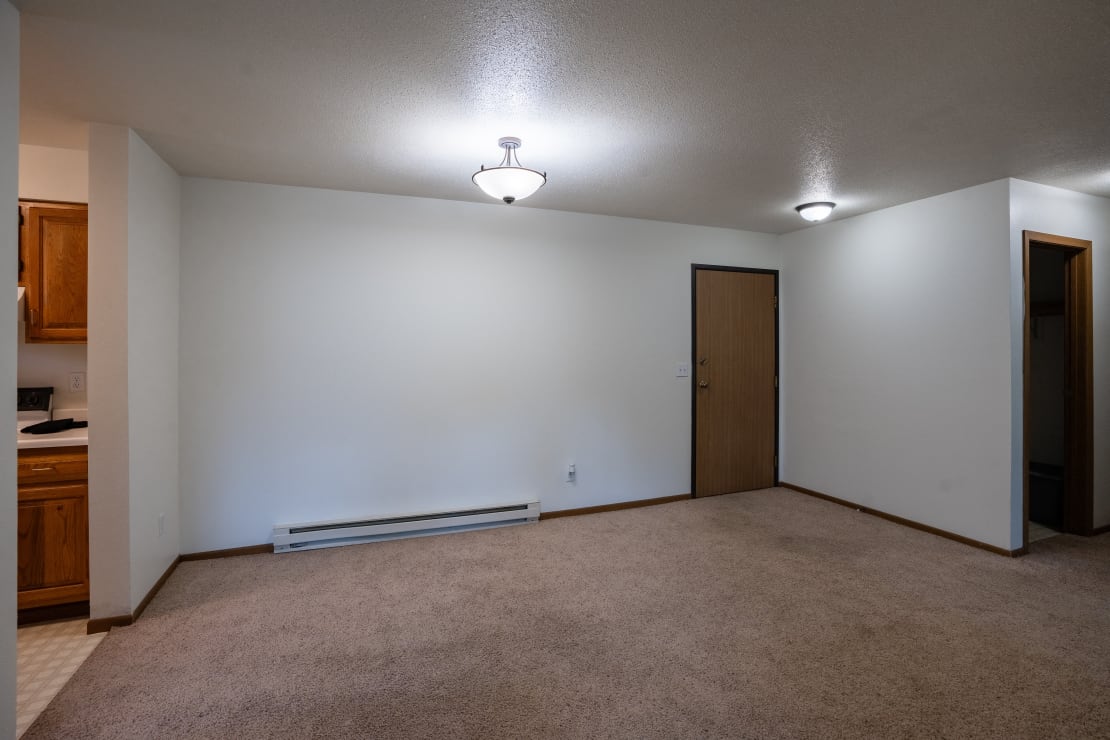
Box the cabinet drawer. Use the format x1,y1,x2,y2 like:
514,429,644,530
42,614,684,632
18,448,88,484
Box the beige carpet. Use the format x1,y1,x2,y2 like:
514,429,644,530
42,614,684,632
25,488,1110,739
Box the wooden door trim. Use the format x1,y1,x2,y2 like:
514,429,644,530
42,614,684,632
1022,231,1094,547
690,264,780,497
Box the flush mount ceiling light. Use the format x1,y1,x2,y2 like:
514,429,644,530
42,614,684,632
795,201,836,222
472,137,547,204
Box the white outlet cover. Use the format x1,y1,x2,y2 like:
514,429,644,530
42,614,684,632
676,362,690,378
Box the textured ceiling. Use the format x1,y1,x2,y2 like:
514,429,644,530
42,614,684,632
14,0,1110,233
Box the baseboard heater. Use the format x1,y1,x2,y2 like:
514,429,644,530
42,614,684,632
272,500,540,553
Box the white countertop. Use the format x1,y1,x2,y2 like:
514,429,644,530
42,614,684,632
17,408,89,450
17,426,88,449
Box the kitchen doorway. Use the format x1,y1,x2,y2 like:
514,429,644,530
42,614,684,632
1022,231,1093,547
690,265,778,497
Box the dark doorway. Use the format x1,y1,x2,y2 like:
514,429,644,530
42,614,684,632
1023,231,1093,546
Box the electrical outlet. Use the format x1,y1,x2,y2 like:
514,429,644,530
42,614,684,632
566,463,576,483
68,372,85,393
158,513,165,537
676,362,690,378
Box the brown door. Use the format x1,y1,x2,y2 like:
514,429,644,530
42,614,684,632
693,267,777,496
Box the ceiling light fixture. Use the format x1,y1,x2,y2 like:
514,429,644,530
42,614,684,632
472,137,547,204
795,201,836,222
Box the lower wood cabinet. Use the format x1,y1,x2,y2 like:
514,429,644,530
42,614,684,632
17,447,89,610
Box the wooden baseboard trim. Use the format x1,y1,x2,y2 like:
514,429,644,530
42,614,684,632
86,555,183,635
179,543,275,561
132,555,182,622
88,545,273,635
1092,523,1110,536
87,614,132,634
540,493,692,520
778,482,1023,557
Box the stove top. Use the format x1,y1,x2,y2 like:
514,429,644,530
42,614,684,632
17,387,53,433
17,386,52,413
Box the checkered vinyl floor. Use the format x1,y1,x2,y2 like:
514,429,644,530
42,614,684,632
16,620,104,738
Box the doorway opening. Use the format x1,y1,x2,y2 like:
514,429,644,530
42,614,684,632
1022,231,1093,548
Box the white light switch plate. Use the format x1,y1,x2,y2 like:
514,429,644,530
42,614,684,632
676,362,690,378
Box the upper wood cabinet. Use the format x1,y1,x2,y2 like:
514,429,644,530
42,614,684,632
19,200,88,343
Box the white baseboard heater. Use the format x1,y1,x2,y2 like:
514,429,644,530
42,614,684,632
272,500,540,553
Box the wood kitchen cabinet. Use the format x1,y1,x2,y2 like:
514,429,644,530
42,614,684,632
17,447,89,610
18,200,88,343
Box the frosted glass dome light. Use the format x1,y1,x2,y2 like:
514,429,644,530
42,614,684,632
795,201,836,222
472,137,547,204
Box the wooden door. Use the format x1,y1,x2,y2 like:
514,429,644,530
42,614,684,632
21,201,88,343
693,267,777,496
17,483,90,610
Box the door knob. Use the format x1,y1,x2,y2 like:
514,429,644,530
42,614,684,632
698,380,709,388
698,357,708,366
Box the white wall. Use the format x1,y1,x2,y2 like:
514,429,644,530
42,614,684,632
88,125,182,616
126,131,180,609
778,180,1015,550
17,143,88,410
1009,179,1110,531
87,124,132,618
0,1,18,735
179,179,781,551
18,143,87,203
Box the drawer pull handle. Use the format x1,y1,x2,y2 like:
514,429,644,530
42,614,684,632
31,466,56,472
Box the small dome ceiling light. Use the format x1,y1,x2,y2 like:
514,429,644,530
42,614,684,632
472,137,547,204
795,201,836,222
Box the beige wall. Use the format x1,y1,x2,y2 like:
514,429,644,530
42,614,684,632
18,143,87,202
87,123,132,618
1,2,20,735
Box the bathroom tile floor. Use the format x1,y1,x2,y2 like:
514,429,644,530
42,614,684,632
16,619,104,738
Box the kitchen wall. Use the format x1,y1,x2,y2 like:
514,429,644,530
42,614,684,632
18,143,87,202
1,0,20,734
88,125,182,617
17,143,88,411
778,180,1015,550
179,178,781,552
1008,179,1110,532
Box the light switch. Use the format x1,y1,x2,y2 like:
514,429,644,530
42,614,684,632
676,362,690,378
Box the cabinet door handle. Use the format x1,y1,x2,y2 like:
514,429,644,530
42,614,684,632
31,466,55,472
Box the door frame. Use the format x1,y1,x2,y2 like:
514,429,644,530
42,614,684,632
1022,230,1093,546
690,264,780,497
